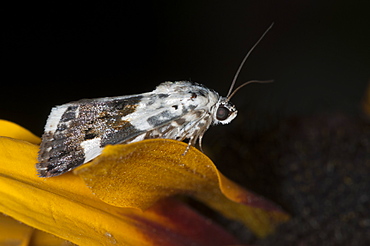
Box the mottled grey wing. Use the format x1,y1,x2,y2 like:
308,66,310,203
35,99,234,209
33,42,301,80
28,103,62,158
38,81,220,177
37,94,149,177
37,93,199,177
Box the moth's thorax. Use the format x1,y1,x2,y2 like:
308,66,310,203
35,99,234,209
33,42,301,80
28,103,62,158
154,81,220,106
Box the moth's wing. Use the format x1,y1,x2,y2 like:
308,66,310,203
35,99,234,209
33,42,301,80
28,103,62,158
37,82,218,177
37,94,149,177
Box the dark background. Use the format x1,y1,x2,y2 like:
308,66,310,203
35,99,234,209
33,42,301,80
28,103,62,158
3,1,369,136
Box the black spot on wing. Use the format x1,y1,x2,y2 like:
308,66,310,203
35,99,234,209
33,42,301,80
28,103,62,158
181,104,196,114
104,96,143,115
100,122,143,146
158,94,169,98
147,110,173,127
198,89,207,97
84,128,98,140
189,105,196,110
60,105,78,122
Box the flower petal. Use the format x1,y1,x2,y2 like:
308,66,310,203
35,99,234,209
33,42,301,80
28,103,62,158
0,213,33,245
0,136,240,245
0,214,74,246
76,139,290,237
0,119,40,144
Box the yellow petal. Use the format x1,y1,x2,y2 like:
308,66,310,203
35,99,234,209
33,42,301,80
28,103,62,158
0,119,40,144
30,230,77,246
0,214,74,246
0,136,240,245
76,139,290,237
0,213,33,246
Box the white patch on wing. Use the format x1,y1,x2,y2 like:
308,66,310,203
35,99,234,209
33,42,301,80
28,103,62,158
127,134,146,144
75,105,80,118
44,104,70,133
122,82,219,132
80,137,103,163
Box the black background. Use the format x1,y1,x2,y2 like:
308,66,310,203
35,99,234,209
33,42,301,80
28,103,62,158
3,1,369,136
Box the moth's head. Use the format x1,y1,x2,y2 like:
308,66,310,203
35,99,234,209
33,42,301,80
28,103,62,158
212,97,237,125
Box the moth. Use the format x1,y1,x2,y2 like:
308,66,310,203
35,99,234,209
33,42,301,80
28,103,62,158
37,24,273,177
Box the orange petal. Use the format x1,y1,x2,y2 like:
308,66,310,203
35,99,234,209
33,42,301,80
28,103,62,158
0,135,240,245
0,213,34,246
76,139,290,237
0,214,74,246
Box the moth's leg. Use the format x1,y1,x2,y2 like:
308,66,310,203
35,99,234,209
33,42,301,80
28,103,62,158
180,116,211,155
198,134,204,152
159,125,177,137
182,136,194,156
192,116,211,153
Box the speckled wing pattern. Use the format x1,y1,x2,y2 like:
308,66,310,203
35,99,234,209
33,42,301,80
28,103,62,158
37,81,238,177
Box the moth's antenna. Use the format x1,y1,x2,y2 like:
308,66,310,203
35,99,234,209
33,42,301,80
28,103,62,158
227,79,273,100
226,23,274,98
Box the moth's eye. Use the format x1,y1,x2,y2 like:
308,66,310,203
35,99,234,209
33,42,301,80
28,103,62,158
216,106,230,121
